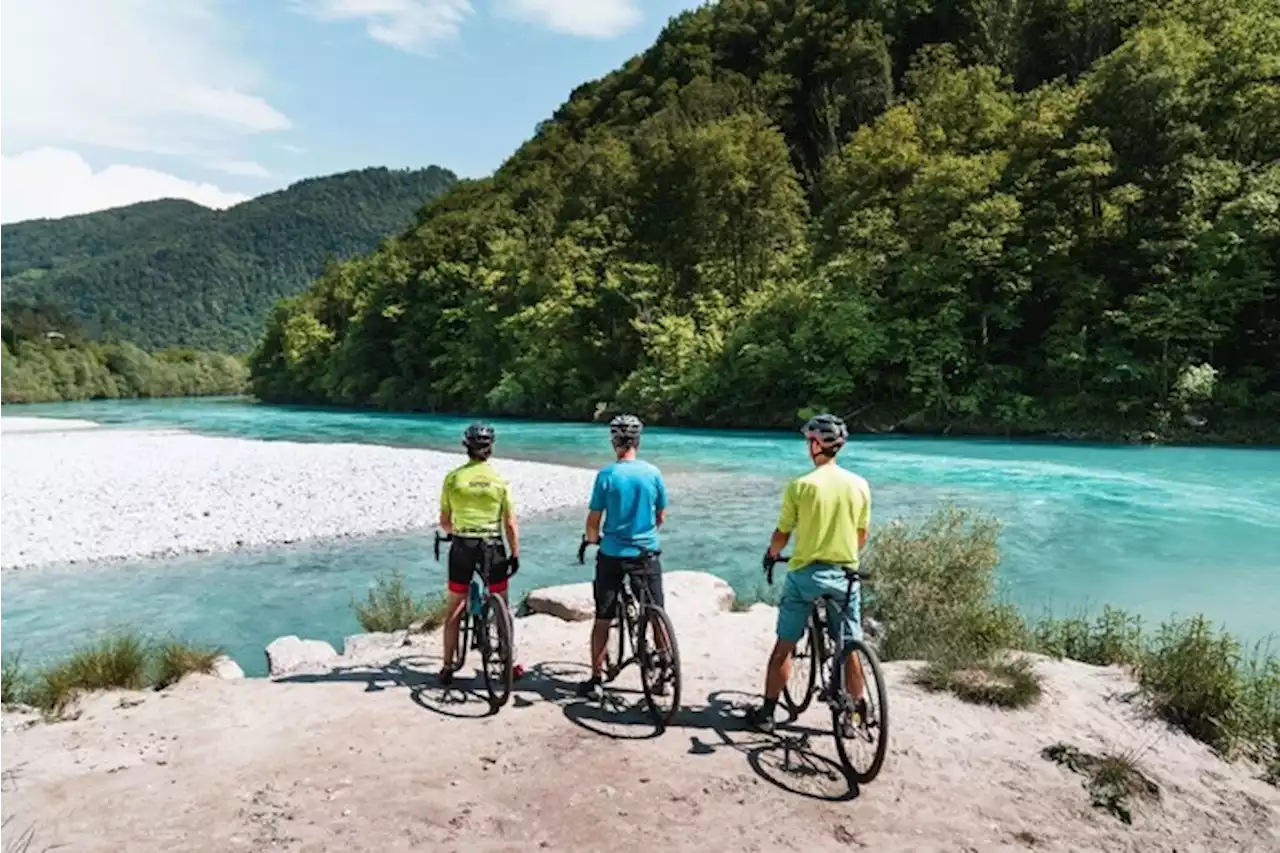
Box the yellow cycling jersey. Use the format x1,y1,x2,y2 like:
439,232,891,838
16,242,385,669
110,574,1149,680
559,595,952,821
776,463,870,570
440,460,514,537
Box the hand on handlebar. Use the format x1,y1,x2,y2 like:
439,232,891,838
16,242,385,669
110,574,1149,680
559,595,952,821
762,550,788,585
433,530,452,562
577,536,597,565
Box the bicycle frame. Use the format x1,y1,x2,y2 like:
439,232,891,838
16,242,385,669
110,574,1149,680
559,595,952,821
578,538,659,677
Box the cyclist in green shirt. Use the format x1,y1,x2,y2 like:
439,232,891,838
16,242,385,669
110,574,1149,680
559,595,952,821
438,422,522,685
749,413,871,734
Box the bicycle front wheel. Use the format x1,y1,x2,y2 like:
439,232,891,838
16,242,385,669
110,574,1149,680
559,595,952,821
782,605,822,716
638,605,681,727
832,638,889,784
480,595,514,709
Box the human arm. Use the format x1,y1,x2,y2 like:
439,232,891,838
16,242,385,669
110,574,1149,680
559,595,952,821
502,484,519,557
585,471,606,544
655,472,668,527
439,475,454,534
857,485,871,552
766,481,797,559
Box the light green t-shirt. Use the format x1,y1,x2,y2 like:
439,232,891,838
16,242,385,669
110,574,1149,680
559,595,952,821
776,463,871,571
440,460,514,537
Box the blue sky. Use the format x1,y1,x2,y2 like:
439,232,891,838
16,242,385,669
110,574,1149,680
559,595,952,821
0,0,701,223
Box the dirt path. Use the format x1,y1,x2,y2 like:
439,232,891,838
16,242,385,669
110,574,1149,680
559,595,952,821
3,587,1277,852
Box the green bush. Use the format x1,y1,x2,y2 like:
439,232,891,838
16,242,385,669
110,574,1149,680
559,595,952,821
2,652,29,706
353,569,447,633
863,506,1025,661
1137,616,1279,762
1031,606,1146,667
914,655,1044,709
152,640,224,689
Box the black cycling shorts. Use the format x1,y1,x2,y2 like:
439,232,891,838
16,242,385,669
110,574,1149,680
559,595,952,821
447,536,509,594
593,552,664,620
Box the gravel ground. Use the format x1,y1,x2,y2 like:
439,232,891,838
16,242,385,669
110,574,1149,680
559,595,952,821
3,574,1277,853
0,419,595,569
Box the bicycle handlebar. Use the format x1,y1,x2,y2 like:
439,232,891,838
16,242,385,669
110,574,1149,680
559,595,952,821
578,536,596,565
762,552,870,586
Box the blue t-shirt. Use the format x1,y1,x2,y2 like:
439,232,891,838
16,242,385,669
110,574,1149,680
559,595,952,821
589,459,668,558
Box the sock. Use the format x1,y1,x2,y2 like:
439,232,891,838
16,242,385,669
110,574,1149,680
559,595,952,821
760,697,777,715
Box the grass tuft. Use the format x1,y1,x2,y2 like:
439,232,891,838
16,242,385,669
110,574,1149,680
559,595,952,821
353,569,447,633
2,652,30,707
3,815,49,853
1030,605,1146,667
29,631,151,715
1042,742,1160,824
152,640,224,689
914,655,1043,709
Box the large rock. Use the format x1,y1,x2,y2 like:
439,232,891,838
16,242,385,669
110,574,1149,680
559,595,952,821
211,655,245,680
524,581,595,622
523,570,736,623
264,635,338,677
342,631,409,660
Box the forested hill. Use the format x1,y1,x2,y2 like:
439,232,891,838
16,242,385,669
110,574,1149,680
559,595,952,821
0,167,457,353
251,0,1280,442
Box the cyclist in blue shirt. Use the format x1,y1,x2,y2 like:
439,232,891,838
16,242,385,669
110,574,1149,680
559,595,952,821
577,414,669,699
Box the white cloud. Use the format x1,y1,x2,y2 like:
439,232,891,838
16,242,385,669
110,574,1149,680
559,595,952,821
1,148,249,223
1,0,290,157
209,160,273,178
495,0,641,38
292,0,473,52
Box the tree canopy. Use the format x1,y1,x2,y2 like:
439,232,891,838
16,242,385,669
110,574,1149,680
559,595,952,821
251,0,1279,441
1,167,457,353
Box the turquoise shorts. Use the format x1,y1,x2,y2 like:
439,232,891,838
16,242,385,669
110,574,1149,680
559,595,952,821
776,563,862,645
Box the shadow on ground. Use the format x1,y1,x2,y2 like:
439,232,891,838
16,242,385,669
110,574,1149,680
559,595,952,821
277,657,860,801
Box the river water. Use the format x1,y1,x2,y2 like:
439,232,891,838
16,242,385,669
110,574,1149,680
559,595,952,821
3,397,1277,675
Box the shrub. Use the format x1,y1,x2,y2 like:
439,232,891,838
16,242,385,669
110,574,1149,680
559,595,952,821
1030,606,1146,667
1137,616,1239,750
914,655,1043,709
152,640,224,689
863,506,1024,661
30,631,150,715
2,652,30,706
353,569,447,633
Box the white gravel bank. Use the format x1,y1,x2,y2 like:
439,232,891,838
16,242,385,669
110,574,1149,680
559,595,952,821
0,416,102,433
1,421,596,569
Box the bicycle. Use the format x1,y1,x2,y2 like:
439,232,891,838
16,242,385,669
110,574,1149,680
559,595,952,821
434,531,516,709
765,554,889,784
577,538,683,727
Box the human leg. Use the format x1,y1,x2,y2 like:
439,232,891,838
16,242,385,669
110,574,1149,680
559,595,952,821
578,554,623,698
749,570,810,732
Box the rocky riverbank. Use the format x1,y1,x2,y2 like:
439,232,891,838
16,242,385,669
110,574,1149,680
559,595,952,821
3,573,1275,852
0,418,595,569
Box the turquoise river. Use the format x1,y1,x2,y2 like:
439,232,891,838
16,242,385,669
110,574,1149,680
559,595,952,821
2,397,1278,676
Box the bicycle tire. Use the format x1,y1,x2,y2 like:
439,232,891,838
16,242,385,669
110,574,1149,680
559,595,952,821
480,595,514,709
638,604,681,727
782,605,822,715
450,606,471,671
832,638,889,784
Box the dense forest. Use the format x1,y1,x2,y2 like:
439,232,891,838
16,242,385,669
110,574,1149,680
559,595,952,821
1,302,248,404
251,0,1278,441
1,167,456,353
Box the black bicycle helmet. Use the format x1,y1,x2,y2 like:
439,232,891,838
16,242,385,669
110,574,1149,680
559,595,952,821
802,413,848,451
463,421,496,448
609,414,644,447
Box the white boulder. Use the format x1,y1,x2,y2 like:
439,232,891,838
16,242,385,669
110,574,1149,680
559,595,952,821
522,570,736,623
211,655,245,680
265,635,339,677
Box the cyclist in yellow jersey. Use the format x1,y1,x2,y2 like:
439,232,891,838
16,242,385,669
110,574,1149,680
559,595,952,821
749,413,871,734
438,422,522,684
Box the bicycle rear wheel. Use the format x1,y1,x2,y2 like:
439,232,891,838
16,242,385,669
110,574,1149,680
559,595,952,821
832,638,889,784
782,605,822,715
638,605,681,727
480,595,514,709
450,606,471,671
